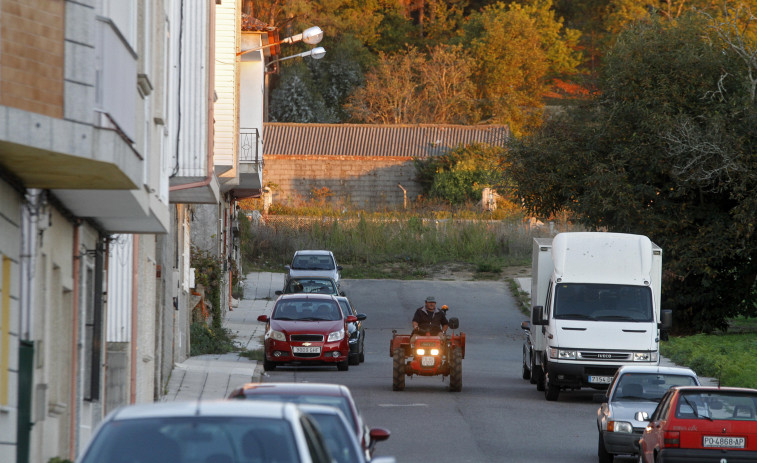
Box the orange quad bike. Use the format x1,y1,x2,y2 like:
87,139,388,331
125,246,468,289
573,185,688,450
389,312,465,392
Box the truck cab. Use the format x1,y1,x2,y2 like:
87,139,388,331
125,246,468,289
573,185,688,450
522,232,672,401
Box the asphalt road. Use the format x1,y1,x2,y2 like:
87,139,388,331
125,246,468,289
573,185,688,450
263,278,637,463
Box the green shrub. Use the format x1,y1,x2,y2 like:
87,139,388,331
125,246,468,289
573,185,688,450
661,333,757,388
190,323,237,356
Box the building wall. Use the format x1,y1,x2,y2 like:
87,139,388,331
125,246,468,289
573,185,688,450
263,155,423,208
0,179,21,463
214,0,240,177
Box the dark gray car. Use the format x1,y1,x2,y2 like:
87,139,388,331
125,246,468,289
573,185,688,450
334,296,367,365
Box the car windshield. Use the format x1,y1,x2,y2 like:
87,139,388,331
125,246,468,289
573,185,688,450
308,412,361,463
613,373,699,402
273,300,341,321
554,283,653,322
292,255,335,271
285,278,338,295
240,394,355,430
676,391,757,421
78,416,299,463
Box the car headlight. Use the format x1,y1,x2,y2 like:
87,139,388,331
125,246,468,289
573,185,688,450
633,352,652,361
549,348,576,359
608,421,633,433
327,329,345,342
266,329,286,342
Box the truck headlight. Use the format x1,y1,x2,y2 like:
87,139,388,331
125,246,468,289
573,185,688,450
633,352,651,361
550,348,576,359
327,329,345,342
608,421,633,433
266,330,286,342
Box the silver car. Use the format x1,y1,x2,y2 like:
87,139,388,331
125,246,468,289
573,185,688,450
286,250,342,287
595,365,700,463
76,400,333,463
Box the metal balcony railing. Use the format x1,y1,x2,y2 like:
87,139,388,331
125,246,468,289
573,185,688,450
239,128,261,165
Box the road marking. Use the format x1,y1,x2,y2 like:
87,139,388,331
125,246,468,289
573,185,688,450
377,403,428,407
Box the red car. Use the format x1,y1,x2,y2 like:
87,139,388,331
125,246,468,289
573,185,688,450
637,385,757,462
258,293,356,371
228,382,391,459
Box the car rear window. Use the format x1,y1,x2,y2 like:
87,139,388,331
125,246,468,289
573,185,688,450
676,391,757,421
614,373,699,402
79,417,299,463
293,255,335,270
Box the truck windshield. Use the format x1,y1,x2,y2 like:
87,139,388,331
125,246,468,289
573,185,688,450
554,283,653,322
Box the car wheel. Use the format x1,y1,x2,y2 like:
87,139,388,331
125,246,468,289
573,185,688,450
544,370,560,401
598,434,613,463
392,348,405,391
522,346,531,380
348,352,360,366
263,359,276,371
449,347,463,392
337,359,349,371
359,338,365,363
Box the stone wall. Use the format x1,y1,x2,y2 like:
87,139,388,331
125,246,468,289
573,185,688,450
263,155,423,209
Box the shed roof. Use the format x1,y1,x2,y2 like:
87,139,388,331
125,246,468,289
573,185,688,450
262,123,509,158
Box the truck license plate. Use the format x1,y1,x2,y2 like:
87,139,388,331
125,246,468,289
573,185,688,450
293,346,321,354
703,436,745,448
421,356,435,367
588,376,613,384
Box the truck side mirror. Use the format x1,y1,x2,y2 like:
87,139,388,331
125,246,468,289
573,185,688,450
532,306,545,325
521,320,530,331
659,310,672,330
448,317,459,330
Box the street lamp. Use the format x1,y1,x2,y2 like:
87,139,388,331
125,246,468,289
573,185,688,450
237,26,323,56
265,47,326,71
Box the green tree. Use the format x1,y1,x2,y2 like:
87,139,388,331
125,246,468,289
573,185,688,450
507,13,757,333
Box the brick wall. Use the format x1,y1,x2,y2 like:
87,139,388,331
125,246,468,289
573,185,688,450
263,155,424,209
0,0,65,118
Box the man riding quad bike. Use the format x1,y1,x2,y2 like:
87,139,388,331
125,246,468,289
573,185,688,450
390,296,465,392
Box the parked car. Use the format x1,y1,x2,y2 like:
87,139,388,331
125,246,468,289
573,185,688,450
277,276,344,297
637,385,757,463
75,400,333,463
595,365,700,462
335,295,367,365
298,404,395,463
257,294,355,371
286,250,342,287
228,382,391,458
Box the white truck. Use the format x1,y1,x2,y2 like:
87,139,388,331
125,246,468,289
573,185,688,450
521,232,672,401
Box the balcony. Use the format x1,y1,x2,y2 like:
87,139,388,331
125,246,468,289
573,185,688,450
233,127,263,197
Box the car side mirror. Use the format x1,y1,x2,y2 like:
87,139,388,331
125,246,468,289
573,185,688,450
357,313,367,321
448,317,459,330
275,290,283,296
284,264,291,271
634,411,649,422
257,315,269,323
521,320,530,331
369,427,391,443
345,315,357,323
340,291,346,296
659,309,672,330
337,265,343,271
532,306,546,325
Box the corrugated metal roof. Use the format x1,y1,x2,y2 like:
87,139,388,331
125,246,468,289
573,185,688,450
262,123,509,158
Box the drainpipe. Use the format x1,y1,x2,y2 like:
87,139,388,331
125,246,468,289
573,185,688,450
68,225,80,462
130,237,139,404
169,1,215,193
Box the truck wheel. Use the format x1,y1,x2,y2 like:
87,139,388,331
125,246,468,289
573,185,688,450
598,434,614,463
521,347,531,380
263,359,276,371
392,349,405,391
544,370,560,401
449,347,463,392
535,365,545,391
337,359,349,371
530,355,540,385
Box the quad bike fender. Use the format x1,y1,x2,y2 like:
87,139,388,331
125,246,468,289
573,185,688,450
450,332,466,359
389,333,411,357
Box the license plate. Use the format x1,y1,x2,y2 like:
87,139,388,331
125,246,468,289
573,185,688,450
421,356,435,367
588,376,613,384
292,346,321,354
703,436,745,448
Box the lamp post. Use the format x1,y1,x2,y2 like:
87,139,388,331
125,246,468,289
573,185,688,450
237,26,323,56
265,47,326,71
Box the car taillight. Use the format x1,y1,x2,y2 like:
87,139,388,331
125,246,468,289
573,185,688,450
663,431,680,448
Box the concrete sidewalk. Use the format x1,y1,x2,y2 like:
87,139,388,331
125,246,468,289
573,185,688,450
163,272,285,401
514,278,718,385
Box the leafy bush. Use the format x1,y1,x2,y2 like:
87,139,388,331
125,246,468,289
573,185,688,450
189,323,237,356
661,333,757,388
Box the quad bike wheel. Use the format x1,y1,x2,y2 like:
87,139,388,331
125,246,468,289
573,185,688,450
392,348,405,391
449,347,463,392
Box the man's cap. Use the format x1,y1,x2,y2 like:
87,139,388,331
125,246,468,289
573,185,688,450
425,296,436,303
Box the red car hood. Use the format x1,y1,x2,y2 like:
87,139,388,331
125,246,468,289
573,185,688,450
270,319,344,335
